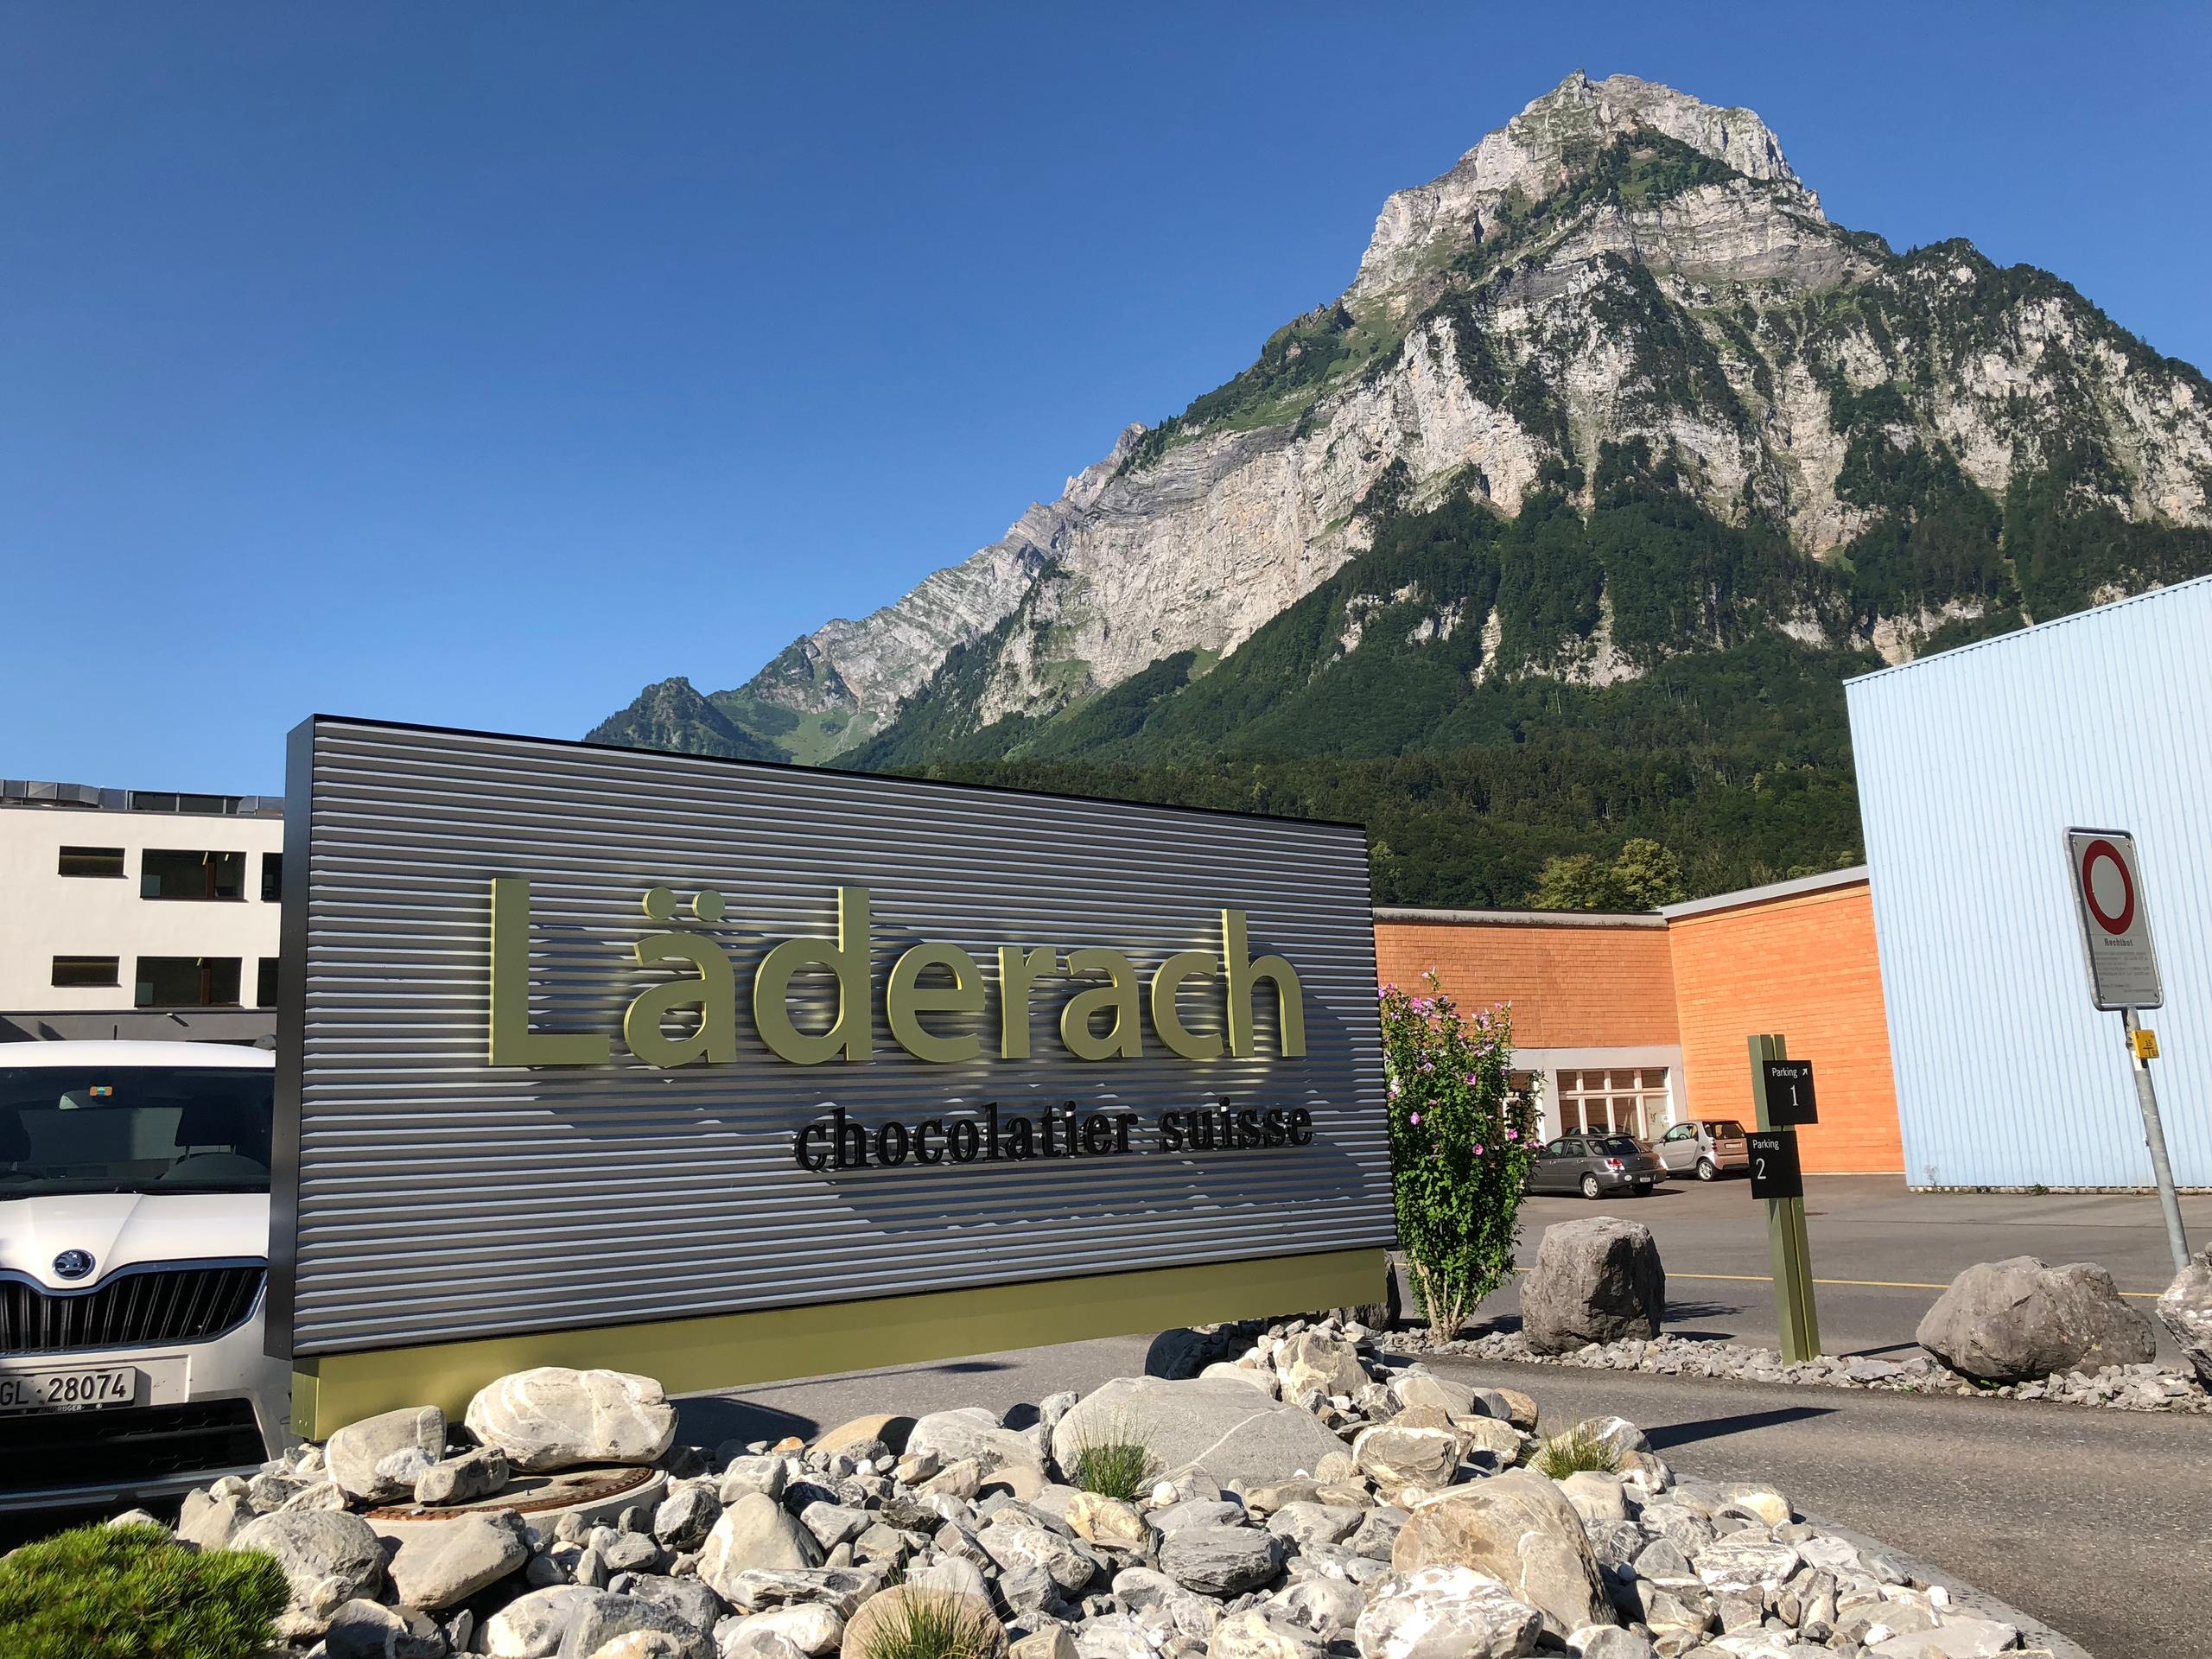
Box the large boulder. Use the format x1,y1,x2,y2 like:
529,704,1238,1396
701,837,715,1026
696,1493,825,1597
553,1592,712,1659
1916,1256,2158,1382
1158,1525,1284,1596
2157,1245,2212,1389
232,1510,386,1640
1051,1377,1345,1487
1520,1219,1664,1356
1354,1565,1543,1659
465,1369,677,1471
1389,1470,1611,1637
385,1509,531,1610
904,1407,1046,1478
1351,1424,1460,1502
484,1586,598,1657
813,1413,914,1458
324,1405,447,1503
1276,1332,1365,1400
1145,1325,1236,1379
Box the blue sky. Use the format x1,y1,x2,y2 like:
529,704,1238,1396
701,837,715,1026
3,3,2207,794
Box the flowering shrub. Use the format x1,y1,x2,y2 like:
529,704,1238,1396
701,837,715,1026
1382,970,1537,1340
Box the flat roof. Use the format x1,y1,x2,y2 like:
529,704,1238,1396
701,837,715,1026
1659,864,1869,920
1373,906,1667,930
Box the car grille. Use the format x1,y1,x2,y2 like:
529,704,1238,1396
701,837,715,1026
0,1399,266,1494
0,1264,265,1355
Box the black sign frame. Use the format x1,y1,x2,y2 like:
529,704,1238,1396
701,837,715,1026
1760,1058,1819,1126
1748,1129,1804,1200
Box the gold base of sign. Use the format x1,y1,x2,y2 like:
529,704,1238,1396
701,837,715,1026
289,1246,1387,1439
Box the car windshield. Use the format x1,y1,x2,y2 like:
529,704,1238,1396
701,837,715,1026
1708,1121,1746,1139
0,1066,272,1197
1593,1135,1642,1156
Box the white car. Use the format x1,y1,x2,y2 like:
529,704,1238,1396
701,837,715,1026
1,1040,289,1512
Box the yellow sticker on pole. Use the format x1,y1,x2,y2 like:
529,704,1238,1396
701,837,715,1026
2132,1027,2160,1060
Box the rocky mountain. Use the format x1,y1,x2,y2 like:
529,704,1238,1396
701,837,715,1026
592,72,2212,903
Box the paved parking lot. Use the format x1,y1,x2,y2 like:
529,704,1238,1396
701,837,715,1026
1484,1173,2211,1358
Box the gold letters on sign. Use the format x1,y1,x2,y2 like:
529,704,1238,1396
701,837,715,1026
486,878,1306,1070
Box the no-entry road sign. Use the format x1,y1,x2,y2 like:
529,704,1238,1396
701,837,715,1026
2067,828,2163,1010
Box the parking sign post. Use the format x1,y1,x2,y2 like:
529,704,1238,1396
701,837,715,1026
1748,1033,1821,1363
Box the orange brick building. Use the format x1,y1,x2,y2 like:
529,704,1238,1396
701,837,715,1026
1373,867,1904,1173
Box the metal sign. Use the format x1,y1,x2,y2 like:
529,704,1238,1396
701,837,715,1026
274,717,1392,1367
1747,1129,1804,1201
2066,828,2162,1010
1760,1058,1818,1126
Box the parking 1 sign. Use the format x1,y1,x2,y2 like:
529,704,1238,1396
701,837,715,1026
2066,829,2163,1011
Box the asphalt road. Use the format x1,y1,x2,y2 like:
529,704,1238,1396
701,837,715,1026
1491,1174,2211,1361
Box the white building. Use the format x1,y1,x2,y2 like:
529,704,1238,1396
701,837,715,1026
1,779,283,1044
1847,575,2212,1189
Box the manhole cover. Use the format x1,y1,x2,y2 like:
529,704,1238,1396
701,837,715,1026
366,1464,664,1536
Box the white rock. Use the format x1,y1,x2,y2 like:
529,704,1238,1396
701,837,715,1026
1354,1564,1543,1659
323,1405,447,1503
466,1369,677,1472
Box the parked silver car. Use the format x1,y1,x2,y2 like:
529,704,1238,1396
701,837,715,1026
1526,1134,1666,1198
1656,1117,1751,1181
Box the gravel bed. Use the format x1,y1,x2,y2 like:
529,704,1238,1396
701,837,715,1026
1378,1328,2211,1414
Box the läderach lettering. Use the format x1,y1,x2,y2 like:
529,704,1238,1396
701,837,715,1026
486,878,1306,1069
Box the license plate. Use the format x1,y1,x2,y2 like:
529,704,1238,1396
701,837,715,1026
0,1366,139,1414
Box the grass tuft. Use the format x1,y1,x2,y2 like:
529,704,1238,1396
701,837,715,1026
0,1522,287,1659
855,1590,1003,1659
1065,1420,1160,1503
1533,1425,1623,1480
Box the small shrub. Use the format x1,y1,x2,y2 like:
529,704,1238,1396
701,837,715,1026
0,1522,286,1659
1383,973,1538,1339
1066,1425,1159,1502
855,1589,1003,1659
1534,1426,1623,1480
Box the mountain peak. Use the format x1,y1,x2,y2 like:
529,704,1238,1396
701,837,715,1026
1352,72,1808,299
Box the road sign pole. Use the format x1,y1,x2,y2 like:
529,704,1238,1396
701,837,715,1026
1749,1033,1821,1363
2122,1008,2190,1273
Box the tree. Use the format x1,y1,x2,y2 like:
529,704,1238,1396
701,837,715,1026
1529,836,1686,910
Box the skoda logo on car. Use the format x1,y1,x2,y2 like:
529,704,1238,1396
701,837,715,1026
51,1249,96,1281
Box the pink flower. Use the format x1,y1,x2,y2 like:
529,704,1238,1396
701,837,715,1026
1504,1127,1518,1141
1408,1112,1421,1126
1471,1143,1485,1156
1465,1073,1478,1085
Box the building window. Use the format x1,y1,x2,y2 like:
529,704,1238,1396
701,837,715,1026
257,957,279,1007
57,845,127,878
260,852,283,901
1506,1070,1541,1139
1556,1066,1671,1141
135,957,242,1007
141,849,246,900
129,791,241,815
51,956,120,988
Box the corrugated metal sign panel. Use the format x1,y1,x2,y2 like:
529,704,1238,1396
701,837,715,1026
273,718,1389,1357
1847,577,2212,1188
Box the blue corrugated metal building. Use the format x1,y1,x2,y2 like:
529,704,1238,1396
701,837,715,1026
1846,576,2212,1189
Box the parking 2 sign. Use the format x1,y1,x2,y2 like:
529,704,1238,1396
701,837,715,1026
2066,829,2163,1011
